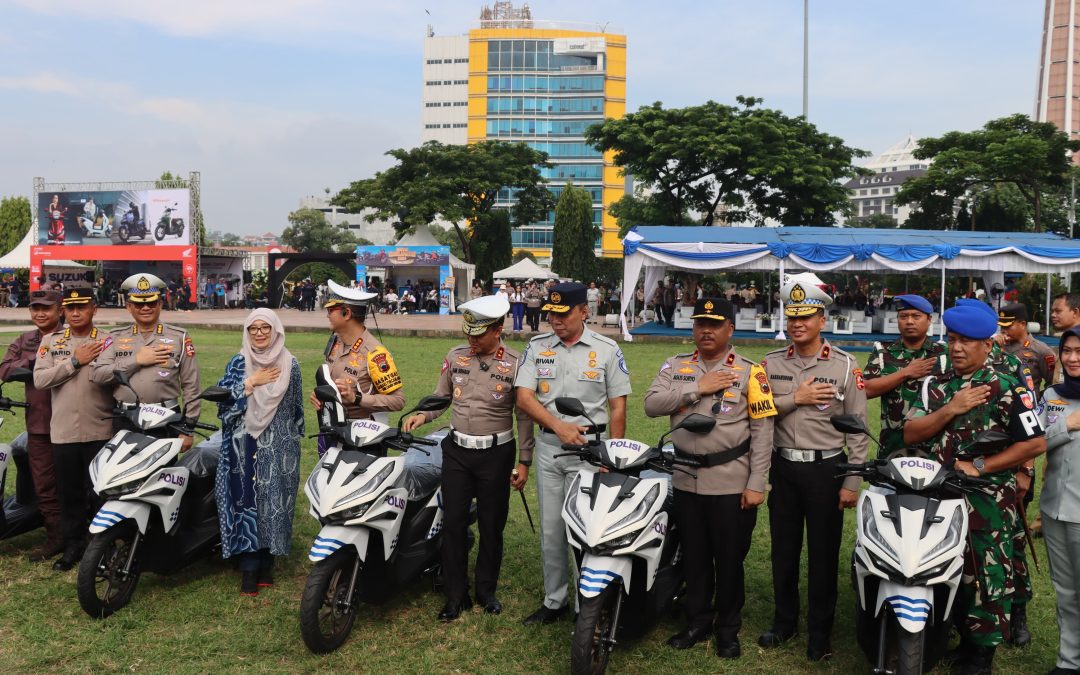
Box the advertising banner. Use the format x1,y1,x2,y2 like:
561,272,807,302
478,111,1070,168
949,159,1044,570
31,244,197,302
355,245,449,267
38,188,191,247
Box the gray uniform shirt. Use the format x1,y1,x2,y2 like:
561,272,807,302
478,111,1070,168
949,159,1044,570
34,326,115,443
1039,386,1080,522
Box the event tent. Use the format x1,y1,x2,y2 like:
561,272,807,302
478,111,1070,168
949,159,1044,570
391,224,475,309
492,258,558,280
620,226,1080,340
0,227,34,269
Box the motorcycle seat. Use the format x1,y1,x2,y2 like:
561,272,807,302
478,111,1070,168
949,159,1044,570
402,434,445,501
177,436,220,478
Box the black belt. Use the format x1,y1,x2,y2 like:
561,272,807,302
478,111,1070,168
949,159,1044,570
540,423,606,435
674,438,751,468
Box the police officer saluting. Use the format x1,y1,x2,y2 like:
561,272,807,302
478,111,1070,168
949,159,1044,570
403,294,534,620
904,299,1047,674
514,282,632,626
759,280,869,661
863,294,945,457
33,285,114,571
644,297,775,658
89,274,201,452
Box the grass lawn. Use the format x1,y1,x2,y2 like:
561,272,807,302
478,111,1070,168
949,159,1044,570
0,329,1061,673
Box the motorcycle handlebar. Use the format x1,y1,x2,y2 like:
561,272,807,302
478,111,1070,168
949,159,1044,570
412,437,438,447
192,422,218,432
835,462,871,473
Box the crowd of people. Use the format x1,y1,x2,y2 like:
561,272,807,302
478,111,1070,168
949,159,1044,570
3,272,1080,674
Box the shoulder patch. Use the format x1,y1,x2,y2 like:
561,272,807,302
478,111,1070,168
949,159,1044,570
748,364,778,419
367,346,403,394
854,367,864,390
616,348,629,375
529,332,553,343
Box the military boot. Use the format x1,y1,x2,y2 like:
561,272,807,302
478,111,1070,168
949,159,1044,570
1010,604,1032,646
953,645,995,675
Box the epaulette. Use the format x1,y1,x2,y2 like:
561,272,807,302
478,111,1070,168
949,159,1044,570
529,332,554,342
765,347,788,357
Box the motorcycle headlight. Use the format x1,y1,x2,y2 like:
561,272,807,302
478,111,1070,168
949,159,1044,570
100,478,145,498
112,446,173,484
334,501,373,523
920,507,964,564
564,474,587,532
597,533,636,553
862,498,899,561
603,483,660,538
333,463,395,509
306,469,321,507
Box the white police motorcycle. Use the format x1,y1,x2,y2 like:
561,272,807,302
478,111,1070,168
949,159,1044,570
830,414,1002,675
552,397,714,675
299,365,455,653
77,372,220,618
0,368,42,541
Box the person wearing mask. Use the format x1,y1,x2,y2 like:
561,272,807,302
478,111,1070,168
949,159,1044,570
514,282,631,626
310,280,404,455
33,286,112,571
0,289,65,562
214,309,304,595
1039,327,1080,675
403,295,534,620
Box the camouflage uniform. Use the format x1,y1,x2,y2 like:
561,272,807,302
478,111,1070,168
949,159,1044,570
863,338,946,456
909,361,1045,647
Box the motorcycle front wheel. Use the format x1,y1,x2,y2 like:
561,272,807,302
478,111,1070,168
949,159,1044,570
117,225,129,242
571,585,619,675
77,521,141,619
299,548,360,654
154,224,166,241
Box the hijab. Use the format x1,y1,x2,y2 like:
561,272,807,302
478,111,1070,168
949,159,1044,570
241,308,294,439
1055,327,1080,400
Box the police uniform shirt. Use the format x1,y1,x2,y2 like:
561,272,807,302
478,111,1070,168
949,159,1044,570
763,340,870,491
423,343,535,462
644,347,776,494
1005,335,1056,393
88,323,201,420
33,326,114,443
514,327,632,427
323,329,404,420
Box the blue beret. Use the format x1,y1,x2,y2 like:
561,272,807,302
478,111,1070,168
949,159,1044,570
894,294,933,315
943,302,998,339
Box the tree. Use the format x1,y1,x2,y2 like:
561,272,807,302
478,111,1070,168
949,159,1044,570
429,224,466,260
551,183,597,281
472,210,513,284
608,191,698,237
895,114,1080,231
847,213,898,228
281,208,356,253
217,233,244,246
586,97,869,227
0,196,31,255
332,141,554,263
512,249,538,263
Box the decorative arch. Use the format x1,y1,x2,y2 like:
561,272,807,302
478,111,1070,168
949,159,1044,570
267,251,355,307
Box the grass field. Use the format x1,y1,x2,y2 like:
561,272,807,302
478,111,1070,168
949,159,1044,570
0,328,1062,673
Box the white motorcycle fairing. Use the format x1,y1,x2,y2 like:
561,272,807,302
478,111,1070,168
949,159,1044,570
875,581,935,633
89,430,183,494
578,554,633,597
0,416,10,474
90,465,191,534
90,500,150,534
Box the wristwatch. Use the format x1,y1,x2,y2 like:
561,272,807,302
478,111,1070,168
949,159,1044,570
973,456,986,476
70,356,81,369
518,459,532,468
1019,465,1035,479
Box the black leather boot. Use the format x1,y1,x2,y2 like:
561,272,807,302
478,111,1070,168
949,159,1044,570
1010,604,1031,646
954,645,995,675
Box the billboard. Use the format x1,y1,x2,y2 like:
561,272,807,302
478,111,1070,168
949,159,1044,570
37,188,191,246
355,245,450,267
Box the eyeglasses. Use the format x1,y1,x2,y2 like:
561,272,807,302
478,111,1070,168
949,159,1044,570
247,325,272,335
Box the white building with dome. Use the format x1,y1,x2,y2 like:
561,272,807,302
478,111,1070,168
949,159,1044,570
843,135,930,224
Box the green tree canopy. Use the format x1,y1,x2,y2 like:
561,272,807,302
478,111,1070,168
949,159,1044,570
428,224,466,261
586,97,869,227
0,196,31,255
331,140,554,263
895,114,1080,231
551,183,597,281
472,210,513,284
848,213,898,228
281,208,356,253
512,249,538,263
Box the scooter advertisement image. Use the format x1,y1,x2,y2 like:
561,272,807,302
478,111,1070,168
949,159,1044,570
37,188,191,247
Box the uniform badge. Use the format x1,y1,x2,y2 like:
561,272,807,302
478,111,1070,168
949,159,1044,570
371,351,390,372
1046,354,1057,372
539,350,557,357
537,367,552,378
588,351,596,360
456,356,472,367
725,352,736,367
659,362,671,375
492,393,505,401
820,345,831,359
496,365,511,375
494,383,507,392
582,371,599,380
539,382,550,394
723,390,737,399
38,345,48,356
453,375,466,385
588,360,597,368
158,371,171,377
720,401,734,414
184,338,196,358
854,368,865,390
816,402,831,411
453,386,462,399
1048,399,1067,405
617,350,629,375
790,284,806,302
441,359,450,374
1048,413,1060,424
678,367,695,374
1018,390,1035,410
350,337,363,353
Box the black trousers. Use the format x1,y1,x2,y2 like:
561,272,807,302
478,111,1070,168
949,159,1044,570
767,452,845,644
525,306,540,331
664,303,676,326
674,490,757,640
440,436,516,603
53,440,105,548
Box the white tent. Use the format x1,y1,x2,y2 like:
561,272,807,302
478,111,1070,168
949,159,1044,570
492,258,558,280
0,227,34,269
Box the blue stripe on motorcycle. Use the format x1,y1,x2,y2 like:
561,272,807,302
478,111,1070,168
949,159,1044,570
581,567,620,580
892,610,928,623
578,581,611,593
97,509,126,520
90,519,115,528
91,515,121,526
310,544,338,555
313,536,346,547
885,594,931,608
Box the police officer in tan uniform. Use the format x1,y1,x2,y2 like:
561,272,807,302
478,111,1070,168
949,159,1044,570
644,297,776,658
311,280,404,454
758,280,869,662
403,294,535,620
34,285,114,570
89,274,201,452
999,302,1056,392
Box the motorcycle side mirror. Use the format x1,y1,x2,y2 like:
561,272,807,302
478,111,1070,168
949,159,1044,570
197,386,231,402
2,367,32,384
413,396,452,413
675,413,716,435
115,370,140,404
314,384,340,403
554,397,586,418
830,414,868,436
970,430,1011,455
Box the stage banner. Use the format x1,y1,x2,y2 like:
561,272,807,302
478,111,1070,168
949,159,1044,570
38,188,191,247
355,245,449,267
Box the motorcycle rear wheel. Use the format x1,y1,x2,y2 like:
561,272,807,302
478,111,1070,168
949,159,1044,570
299,548,360,653
571,586,618,675
77,521,141,619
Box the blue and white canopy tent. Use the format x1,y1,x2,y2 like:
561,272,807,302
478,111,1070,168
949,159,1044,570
620,226,1080,341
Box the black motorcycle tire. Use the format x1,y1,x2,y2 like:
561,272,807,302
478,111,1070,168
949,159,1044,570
571,586,618,675
299,548,360,654
118,224,129,242
154,224,166,241
884,614,926,675
77,520,141,619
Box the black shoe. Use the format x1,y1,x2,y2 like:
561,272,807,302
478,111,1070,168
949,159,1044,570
715,639,741,659
667,625,711,650
476,595,502,615
51,544,84,572
807,642,832,662
438,596,473,621
257,567,274,588
1047,668,1080,674
521,605,568,626
1010,605,1031,646
953,645,995,675
241,571,259,596
758,627,797,648
28,533,65,563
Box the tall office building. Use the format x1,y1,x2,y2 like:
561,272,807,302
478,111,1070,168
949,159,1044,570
1037,0,1080,143
421,2,627,258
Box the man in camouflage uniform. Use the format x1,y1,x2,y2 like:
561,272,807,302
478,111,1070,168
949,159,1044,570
863,294,945,457
905,299,1047,674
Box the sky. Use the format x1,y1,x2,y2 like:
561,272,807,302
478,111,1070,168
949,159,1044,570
0,0,1045,236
